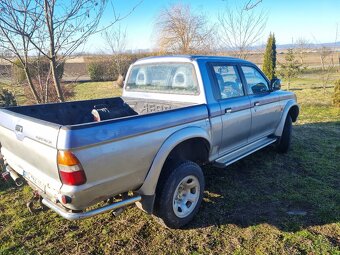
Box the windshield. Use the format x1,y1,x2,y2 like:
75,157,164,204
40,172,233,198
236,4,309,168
125,63,200,95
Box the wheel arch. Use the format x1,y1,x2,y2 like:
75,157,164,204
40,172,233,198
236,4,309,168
274,100,299,137
135,126,211,213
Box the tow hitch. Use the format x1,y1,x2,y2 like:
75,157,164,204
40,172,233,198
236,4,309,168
1,164,45,214
26,191,46,214
108,193,129,217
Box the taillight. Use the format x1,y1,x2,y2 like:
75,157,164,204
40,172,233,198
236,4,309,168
57,151,87,186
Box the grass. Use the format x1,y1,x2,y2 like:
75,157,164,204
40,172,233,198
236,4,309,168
69,81,122,101
0,82,28,106
0,81,122,105
0,71,340,254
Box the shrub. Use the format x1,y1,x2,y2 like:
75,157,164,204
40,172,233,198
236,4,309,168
12,59,26,84
88,62,106,81
12,58,64,84
0,89,17,107
87,53,154,83
278,49,303,90
333,79,340,107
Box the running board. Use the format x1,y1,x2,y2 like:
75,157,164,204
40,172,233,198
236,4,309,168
214,137,277,168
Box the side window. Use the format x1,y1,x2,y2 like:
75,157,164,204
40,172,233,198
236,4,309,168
212,65,244,99
241,66,269,94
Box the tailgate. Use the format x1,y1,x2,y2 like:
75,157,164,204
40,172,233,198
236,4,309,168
0,109,62,193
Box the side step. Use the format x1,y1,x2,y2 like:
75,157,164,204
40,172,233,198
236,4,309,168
214,137,277,168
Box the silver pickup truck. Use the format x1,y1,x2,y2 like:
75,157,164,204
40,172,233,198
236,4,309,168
0,56,299,228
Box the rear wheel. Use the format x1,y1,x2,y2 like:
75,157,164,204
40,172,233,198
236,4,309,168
276,115,292,153
154,161,204,229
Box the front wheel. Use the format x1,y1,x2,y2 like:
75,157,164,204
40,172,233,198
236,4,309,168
154,161,205,229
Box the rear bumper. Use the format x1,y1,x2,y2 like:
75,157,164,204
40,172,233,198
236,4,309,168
5,164,142,219
42,196,142,220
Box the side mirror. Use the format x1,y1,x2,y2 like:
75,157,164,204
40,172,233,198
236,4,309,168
271,79,281,91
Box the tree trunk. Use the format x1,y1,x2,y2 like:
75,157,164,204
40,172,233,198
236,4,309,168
24,67,41,103
320,55,325,71
44,0,64,102
50,58,64,102
116,74,124,88
45,82,48,103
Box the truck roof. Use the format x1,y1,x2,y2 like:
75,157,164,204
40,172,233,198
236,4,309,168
135,55,253,65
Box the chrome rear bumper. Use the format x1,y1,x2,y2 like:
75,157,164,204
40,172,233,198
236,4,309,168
42,196,142,220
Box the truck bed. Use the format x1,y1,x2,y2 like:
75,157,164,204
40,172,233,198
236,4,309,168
6,97,191,126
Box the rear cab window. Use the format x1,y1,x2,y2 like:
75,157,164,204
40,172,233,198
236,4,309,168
126,63,200,95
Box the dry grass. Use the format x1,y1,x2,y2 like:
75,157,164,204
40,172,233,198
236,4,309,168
68,81,122,101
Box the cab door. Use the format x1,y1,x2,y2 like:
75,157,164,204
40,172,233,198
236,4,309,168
210,63,252,155
240,65,282,142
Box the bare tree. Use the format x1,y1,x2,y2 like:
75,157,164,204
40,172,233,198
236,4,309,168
103,25,127,86
319,46,332,70
0,0,43,103
25,0,111,102
218,4,267,59
0,0,142,103
336,23,340,70
104,25,127,55
317,46,335,94
155,4,215,54
295,38,310,65
310,25,339,94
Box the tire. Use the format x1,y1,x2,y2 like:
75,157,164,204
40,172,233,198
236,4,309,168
276,115,292,153
154,161,205,229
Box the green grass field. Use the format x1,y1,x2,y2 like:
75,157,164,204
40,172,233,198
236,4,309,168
0,71,339,254
70,81,122,101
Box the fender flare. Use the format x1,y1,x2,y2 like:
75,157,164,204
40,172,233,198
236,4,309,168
137,126,211,197
274,100,299,137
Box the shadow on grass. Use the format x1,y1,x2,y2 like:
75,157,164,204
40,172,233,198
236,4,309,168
188,121,340,232
0,178,16,193
0,122,338,234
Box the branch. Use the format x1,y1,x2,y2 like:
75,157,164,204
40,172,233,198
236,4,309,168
244,0,262,11
94,0,143,34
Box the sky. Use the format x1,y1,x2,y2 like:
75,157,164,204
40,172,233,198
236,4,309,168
85,0,340,53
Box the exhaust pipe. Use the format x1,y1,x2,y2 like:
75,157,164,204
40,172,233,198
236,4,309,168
6,165,24,186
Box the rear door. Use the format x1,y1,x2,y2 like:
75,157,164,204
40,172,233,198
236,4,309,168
209,63,252,155
240,65,282,142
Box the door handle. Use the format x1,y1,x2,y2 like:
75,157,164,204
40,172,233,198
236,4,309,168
254,101,260,106
225,108,232,114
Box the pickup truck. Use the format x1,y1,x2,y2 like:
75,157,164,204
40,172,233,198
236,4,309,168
0,56,299,228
